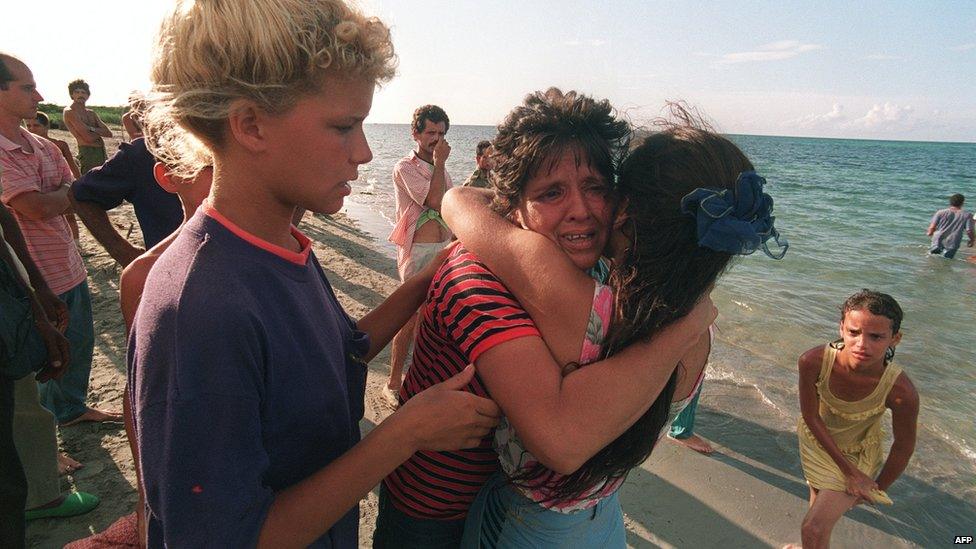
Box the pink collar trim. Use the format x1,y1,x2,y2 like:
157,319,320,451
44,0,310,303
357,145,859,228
202,200,311,265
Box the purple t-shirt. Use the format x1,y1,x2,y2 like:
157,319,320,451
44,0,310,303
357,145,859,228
128,204,369,548
71,138,182,248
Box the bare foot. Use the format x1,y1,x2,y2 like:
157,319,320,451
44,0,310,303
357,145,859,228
60,407,123,427
381,384,400,410
58,453,84,476
782,544,802,549
669,434,714,454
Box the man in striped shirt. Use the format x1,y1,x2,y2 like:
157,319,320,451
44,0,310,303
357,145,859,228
0,53,119,426
385,105,454,406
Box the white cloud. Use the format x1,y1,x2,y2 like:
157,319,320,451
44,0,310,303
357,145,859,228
719,40,823,64
784,102,924,136
787,103,847,129
951,43,976,51
851,102,914,128
863,54,902,60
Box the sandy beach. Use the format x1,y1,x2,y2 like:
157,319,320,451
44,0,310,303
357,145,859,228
23,130,925,548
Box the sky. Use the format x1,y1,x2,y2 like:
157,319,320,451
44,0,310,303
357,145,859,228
3,0,974,142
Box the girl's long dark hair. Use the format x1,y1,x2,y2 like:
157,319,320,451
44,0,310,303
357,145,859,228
516,106,754,501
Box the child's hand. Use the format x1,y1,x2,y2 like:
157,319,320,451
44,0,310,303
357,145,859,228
845,469,879,503
398,365,501,451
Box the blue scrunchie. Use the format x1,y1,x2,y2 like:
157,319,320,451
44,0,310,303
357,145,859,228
680,171,788,259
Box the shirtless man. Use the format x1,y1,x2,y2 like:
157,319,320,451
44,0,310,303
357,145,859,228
62,79,112,174
385,105,453,406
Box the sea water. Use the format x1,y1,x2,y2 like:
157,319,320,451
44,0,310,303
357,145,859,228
344,124,976,543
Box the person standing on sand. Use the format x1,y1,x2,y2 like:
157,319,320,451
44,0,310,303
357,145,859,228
1,161,95,548
128,1,499,546
463,139,493,188
788,290,919,549
62,79,112,175
0,53,120,427
666,383,714,454
927,193,973,259
69,136,183,268
385,104,453,406
25,111,81,242
65,155,215,549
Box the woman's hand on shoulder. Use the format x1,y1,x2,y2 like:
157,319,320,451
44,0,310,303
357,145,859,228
395,365,501,452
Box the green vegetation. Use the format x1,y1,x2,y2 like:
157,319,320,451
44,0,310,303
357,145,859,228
38,103,126,128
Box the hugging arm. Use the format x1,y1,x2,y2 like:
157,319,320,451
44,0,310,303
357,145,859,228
442,187,594,364
443,185,713,373
444,186,715,473
475,304,713,475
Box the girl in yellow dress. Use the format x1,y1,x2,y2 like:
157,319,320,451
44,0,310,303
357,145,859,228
792,290,919,549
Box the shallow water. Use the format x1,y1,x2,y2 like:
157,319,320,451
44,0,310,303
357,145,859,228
343,124,976,543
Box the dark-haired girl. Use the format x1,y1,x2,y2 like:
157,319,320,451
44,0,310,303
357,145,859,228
442,108,788,546
788,290,919,549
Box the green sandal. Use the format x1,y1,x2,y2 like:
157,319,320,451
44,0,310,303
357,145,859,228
25,491,100,520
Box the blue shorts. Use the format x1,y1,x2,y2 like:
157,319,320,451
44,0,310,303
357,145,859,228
461,473,626,548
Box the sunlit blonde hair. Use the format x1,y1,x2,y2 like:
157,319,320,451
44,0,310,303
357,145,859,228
144,0,396,178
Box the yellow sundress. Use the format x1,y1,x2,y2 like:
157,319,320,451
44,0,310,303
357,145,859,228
797,342,902,504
